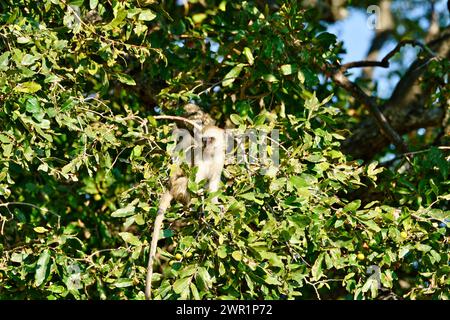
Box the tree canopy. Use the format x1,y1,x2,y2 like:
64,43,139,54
0,0,449,300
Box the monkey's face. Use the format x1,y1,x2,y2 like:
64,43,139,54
202,136,215,149
201,126,225,158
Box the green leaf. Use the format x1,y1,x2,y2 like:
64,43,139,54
311,253,324,281
11,252,27,263
173,277,191,294
222,64,245,87
134,214,145,225
264,276,281,285
343,200,361,213
14,82,41,93
361,278,375,292
132,145,142,157
138,10,156,21
111,205,136,217
0,52,9,71
192,13,207,24
297,70,305,84
132,245,142,260
21,54,38,66
17,36,31,44
2,144,13,157
361,219,381,232
119,232,142,246
48,284,65,294
238,192,263,205
305,153,325,163
89,0,98,9
367,161,383,178
34,226,49,233
334,219,344,228
231,251,242,261
270,177,286,192
219,1,227,11
260,251,284,268
304,93,320,114
35,250,51,286
415,243,432,252
262,74,278,82
115,73,136,86
179,265,197,278
0,134,11,144
26,96,41,114
113,278,133,288
280,64,296,75
108,8,127,28
218,246,227,259
162,229,174,239
288,214,311,228
147,115,157,127
190,282,200,300
289,174,317,189
315,32,337,47
69,0,84,6
399,245,411,259
230,114,243,125
242,47,254,65
197,267,212,290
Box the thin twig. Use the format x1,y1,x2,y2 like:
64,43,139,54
304,278,321,300
341,39,436,71
382,146,450,167
403,146,450,156
153,115,203,131
0,202,61,228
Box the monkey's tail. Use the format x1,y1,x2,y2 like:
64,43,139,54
145,191,173,300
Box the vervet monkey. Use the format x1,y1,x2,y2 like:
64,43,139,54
145,125,226,300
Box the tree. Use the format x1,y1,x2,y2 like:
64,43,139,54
0,0,448,300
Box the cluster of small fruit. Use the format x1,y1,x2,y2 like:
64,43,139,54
168,251,193,266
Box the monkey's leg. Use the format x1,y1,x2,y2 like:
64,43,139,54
145,191,173,300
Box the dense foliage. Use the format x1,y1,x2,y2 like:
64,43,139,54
0,0,449,300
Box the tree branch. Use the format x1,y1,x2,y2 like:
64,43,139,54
330,69,409,154
341,40,436,71
153,115,203,131
362,0,394,78
340,27,450,160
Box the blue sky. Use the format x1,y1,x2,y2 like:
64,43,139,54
327,0,449,98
